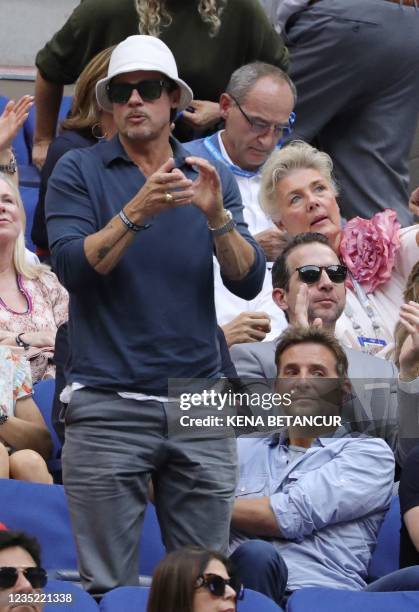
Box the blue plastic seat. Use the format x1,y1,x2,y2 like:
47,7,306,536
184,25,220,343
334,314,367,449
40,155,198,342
368,496,401,581
44,579,98,611
0,478,165,577
33,379,62,476
99,586,284,611
287,587,419,612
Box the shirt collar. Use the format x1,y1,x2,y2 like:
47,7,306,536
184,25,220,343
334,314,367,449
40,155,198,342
267,424,352,448
100,134,194,172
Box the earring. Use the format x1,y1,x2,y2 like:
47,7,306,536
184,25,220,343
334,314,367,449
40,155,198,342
91,123,106,140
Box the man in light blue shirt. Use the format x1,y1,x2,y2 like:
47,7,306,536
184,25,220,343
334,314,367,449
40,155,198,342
229,326,419,605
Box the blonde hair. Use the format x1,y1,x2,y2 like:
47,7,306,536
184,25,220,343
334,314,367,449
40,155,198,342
393,261,419,368
0,173,49,280
259,140,339,223
61,46,115,133
134,0,226,38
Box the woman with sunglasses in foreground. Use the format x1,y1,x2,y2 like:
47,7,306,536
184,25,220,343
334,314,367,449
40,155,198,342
0,530,47,612
260,141,419,357
147,548,243,612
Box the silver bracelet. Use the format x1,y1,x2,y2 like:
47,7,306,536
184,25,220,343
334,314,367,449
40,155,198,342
119,209,151,233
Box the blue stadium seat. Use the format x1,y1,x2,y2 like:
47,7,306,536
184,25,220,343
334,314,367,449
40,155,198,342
44,580,98,611
238,589,284,610
368,496,401,581
0,478,165,577
99,586,284,611
0,480,77,571
99,586,150,612
33,379,62,476
287,587,419,612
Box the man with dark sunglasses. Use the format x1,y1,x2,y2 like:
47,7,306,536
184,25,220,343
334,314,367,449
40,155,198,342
230,232,419,458
0,530,46,612
186,62,296,349
46,35,265,598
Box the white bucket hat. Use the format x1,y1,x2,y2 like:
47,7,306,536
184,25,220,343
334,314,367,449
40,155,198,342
96,35,193,112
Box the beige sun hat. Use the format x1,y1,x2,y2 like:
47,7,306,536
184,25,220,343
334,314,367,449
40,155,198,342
96,35,193,112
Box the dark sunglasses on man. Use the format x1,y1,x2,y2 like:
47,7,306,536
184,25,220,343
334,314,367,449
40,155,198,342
295,264,348,284
106,79,173,104
0,566,47,589
195,572,245,600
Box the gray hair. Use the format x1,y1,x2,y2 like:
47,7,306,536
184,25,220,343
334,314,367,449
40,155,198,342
225,61,297,105
259,140,338,222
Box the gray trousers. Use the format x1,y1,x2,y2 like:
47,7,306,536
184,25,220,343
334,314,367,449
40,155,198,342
62,388,237,597
285,0,419,226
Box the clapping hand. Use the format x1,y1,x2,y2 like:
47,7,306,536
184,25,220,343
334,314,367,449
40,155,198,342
399,301,419,381
0,95,33,152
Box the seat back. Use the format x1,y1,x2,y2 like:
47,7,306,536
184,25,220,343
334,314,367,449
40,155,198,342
33,378,62,472
368,496,401,581
99,586,150,611
0,479,77,570
45,579,99,611
287,587,419,612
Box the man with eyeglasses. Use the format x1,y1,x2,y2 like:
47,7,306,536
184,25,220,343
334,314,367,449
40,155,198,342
230,232,419,458
187,62,296,348
0,530,47,612
45,35,265,598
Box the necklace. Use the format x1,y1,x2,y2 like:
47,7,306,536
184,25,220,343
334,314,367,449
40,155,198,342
0,275,32,315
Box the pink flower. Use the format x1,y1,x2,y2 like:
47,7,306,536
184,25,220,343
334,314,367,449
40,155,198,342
340,210,401,293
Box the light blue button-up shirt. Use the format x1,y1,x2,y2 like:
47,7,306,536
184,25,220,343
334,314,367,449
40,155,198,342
230,431,395,591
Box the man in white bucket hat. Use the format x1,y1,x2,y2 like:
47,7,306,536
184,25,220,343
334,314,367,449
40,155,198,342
45,35,265,597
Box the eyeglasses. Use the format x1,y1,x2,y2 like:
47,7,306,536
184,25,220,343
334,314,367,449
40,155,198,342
0,567,47,589
106,79,172,104
195,573,245,600
295,265,348,284
230,95,292,138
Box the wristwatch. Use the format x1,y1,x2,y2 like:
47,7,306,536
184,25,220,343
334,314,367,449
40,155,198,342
0,153,17,175
0,406,8,426
208,210,236,236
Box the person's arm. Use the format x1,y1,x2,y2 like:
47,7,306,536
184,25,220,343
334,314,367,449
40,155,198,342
232,497,281,537
0,396,52,460
395,301,419,466
234,439,394,542
186,155,265,294
0,95,33,186
182,100,221,131
83,158,195,275
32,72,63,170
222,312,271,347
404,507,419,552
0,330,55,348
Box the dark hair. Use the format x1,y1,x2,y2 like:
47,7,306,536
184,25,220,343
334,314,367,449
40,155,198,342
271,232,330,291
275,325,349,378
147,547,237,612
0,531,42,567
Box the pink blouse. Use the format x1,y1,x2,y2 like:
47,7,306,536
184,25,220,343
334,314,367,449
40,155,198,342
0,271,68,381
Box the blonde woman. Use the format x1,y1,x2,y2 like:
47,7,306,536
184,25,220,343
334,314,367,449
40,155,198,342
0,173,68,381
259,141,419,357
33,0,288,166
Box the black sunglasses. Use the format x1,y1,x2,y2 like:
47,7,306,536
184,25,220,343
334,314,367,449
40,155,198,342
196,573,245,600
0,566,47,589
106,79,172,104
296,264,348,284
